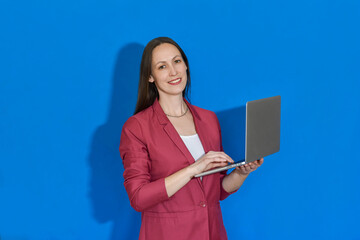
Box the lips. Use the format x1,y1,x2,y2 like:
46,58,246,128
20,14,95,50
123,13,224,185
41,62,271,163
168,78,182,85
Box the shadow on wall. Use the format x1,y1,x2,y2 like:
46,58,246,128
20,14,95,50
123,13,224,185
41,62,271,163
216,106,246,161
87,43,144,240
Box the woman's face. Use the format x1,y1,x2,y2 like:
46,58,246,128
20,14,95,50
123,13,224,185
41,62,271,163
149,43,187,99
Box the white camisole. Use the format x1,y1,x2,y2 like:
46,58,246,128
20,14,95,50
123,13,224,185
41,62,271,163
180,134,205,161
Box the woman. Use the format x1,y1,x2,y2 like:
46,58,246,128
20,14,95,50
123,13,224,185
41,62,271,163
119,37,263,240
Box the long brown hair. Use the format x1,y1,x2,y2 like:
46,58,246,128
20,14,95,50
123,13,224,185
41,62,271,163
134,37,191,114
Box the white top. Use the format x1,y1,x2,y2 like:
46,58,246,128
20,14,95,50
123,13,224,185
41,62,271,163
180,134,205,161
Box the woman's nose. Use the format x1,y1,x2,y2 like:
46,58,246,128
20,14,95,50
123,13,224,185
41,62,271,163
169,63,178,76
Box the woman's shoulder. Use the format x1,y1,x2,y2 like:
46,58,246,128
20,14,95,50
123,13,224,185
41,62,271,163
122,105,154,130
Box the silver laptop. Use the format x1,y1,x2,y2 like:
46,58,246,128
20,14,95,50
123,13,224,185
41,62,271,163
194,95,281,178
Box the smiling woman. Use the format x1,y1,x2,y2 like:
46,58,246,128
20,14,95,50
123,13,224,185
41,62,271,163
149,43,188,103
119,37,263,240
134,37,191,115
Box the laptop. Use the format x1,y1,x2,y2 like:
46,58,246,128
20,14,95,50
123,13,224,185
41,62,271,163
194,95,281,178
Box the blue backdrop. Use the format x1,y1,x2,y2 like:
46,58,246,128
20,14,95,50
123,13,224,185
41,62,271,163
1,0,359,239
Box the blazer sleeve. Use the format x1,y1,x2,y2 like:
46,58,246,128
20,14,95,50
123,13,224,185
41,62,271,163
215,113,238,200
119,117,169,212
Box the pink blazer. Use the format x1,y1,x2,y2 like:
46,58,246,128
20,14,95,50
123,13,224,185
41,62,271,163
119,99,235,240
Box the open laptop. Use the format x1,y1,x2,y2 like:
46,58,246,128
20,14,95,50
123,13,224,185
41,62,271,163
194,95,281,178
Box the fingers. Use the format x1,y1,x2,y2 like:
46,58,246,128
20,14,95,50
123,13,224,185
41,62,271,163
204,157,228,164
236,165,249,173
234,158,265,176
250,162,259,170
244,163,252,172
205,151,234,164
194,154,227,172
236,161,259,174
218,152,234,163
252,158,264,167
205,161,228,171
192,151,235,174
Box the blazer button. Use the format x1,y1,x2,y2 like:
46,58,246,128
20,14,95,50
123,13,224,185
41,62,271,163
200,201,207,207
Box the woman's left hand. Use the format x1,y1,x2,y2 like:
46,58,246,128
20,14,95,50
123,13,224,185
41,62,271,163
233,158,264,176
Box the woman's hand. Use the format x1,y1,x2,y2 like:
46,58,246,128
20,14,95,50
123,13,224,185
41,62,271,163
233,158,264,176
222,158,264,193
165,151,233,197
188,151,234,177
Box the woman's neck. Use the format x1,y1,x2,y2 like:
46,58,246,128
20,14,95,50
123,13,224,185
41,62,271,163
158,95,186,117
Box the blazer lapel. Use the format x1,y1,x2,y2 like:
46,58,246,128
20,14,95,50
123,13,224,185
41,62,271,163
153,99,195,165
184,99,210,153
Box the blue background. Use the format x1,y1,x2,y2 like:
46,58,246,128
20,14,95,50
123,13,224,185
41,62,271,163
1,0,359,239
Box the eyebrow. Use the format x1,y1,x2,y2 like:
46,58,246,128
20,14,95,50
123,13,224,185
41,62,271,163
154,55,181,66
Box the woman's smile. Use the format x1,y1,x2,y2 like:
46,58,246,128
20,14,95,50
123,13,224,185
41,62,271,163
168,78,182,85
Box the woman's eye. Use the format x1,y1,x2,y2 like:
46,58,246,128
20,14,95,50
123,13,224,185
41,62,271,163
174,59,181,63
159,65,165,69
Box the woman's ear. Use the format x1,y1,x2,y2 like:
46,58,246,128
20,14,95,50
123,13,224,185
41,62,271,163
149,75,155,83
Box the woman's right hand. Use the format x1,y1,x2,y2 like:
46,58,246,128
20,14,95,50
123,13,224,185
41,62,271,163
188,151,234,177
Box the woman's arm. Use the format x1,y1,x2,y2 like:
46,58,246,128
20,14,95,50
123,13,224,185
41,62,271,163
166,155,264,198
222,158,264,193
121,118,174,212
165,151,233,197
